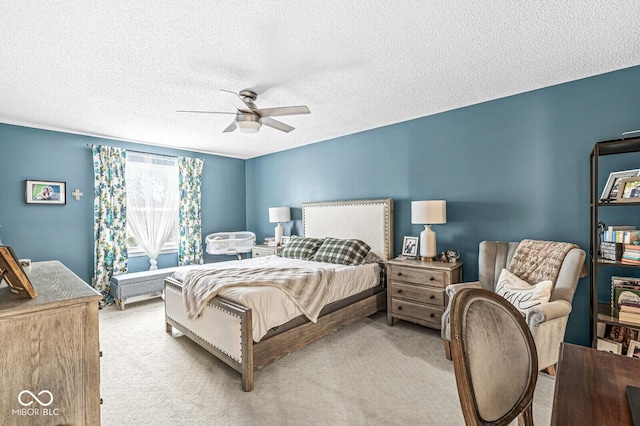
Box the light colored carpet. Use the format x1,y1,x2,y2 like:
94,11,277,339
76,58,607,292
99,298,555,425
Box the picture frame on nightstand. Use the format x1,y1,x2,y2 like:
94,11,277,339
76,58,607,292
402,236,418,257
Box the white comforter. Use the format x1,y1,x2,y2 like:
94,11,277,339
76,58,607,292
172,255,380,342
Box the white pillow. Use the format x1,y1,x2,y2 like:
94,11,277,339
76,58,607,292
495,268,552,314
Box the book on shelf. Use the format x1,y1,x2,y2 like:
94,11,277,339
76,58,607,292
600,241,623,261
602,229,640,244
622,258,640,266
619,311,640,325
601,241,622,249
614,287,640,313
618,311,640,322
612,276,640,287
624,248,640,262
621,303,640,314
609,226,637,231
612,277,640,313
623,248,640,257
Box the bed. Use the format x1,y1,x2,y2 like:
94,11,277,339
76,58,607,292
164,198,394,391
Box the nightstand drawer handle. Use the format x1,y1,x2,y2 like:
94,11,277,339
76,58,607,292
397,289,402,294
430,313,435,318
429,295,435,300
397,272,402,276
429,276,435,281
398,306,403,310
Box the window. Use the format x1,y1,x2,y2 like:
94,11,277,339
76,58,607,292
125,152,179,256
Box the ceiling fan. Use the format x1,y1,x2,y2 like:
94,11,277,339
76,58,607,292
178,89,310,134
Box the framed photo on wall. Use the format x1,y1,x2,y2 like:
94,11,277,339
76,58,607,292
25,180,66,205
402,236,419,257
601,169,640,201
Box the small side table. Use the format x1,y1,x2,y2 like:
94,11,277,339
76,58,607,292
386,258,463,330
251,245,284,258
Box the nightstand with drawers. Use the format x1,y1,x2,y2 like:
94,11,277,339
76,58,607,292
386,258,463,330
251,245,284,258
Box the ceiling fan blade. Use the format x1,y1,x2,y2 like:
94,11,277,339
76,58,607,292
219,89,253,113
177,110,236,114
261,117,294,133
222,120,237,133
255,105,310,117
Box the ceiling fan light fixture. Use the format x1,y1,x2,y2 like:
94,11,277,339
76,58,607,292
236,113,262,133
179,89,309,134
237,120,261,133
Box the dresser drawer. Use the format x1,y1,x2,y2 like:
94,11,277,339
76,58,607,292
252,246,282,257
389,266,446,288
389,281,445,307
390,298,443,325
252,248,267,258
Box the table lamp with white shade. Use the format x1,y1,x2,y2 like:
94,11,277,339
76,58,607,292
269,207,291,244
411,200,447,260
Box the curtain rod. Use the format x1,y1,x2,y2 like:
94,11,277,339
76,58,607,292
86,143,204,162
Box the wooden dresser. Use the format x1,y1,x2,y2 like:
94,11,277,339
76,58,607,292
386,258,463,330
0,261,102,426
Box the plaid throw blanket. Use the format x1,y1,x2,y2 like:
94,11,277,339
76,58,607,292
508,239,581,285
183,267,334,322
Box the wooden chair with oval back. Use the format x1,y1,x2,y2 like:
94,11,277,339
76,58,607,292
450,288,538,426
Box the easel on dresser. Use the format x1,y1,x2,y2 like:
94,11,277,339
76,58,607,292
0,245,37,298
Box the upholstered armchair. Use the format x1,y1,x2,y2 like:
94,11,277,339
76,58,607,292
441,241,586,373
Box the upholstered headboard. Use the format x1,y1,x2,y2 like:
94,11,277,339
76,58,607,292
302,198,394,260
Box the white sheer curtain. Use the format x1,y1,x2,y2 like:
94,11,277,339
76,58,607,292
125,152,179,270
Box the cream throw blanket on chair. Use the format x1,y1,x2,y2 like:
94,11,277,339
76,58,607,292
508,239,584,285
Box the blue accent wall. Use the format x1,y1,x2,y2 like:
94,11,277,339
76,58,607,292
246,65,640,346
0,124,247,283
2,65,640,346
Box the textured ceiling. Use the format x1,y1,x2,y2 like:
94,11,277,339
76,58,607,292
2,1,640,159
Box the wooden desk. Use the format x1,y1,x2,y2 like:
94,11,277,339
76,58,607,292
552,342,640,425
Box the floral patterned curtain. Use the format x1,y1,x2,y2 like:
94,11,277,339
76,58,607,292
92,145,128,303
178,156,204,265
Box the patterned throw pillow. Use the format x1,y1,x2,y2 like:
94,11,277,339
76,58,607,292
279,236,324,260
312,238,371,266
495,268,552,315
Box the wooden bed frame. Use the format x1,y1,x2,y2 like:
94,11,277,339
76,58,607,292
164,198,394,391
